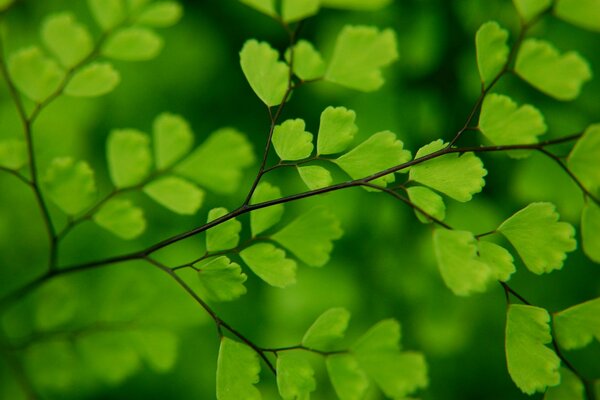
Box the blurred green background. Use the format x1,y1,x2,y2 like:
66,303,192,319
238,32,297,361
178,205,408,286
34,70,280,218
1,0,599,399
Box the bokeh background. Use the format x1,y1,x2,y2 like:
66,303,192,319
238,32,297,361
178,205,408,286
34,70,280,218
0,0,599,399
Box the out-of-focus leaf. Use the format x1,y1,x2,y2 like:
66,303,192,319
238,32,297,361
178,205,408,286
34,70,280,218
581,200,600,263
43,157,97,215
0,140,27,170
302,307,350,350
281,0,319,22
107,129,152,188
143,176,204,215
103,27,164,61
326,354,370,400
93,198,146,239
153,113,194,170
65,62,121,97
42,12,93,68
8,47,64,102
513,0,552,23
554,0,600,32
567,124,600,193
88,0,126,30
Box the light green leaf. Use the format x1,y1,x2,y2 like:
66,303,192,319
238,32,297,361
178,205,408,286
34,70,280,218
352,319,400,354
8,47,65,103
93,198,146,239
143,176,204,215
325,25,398,92
477,241,516,281
513,0,552,23
250,182,284,237
475,21,509,85
505,304,560,394
217,338,261,400
153,113,194,170
581,200,600,263
25,341,77,391
297,165,332,190
107,129,152,188
0,0,14,11
334,131,411,187
127,0,151,13
498,202,576,274
286,40,325,81
43,157,97,215
409,140,487,202
317,106,358,155
130,329,178,372
196,256,248,302
272,206,343,267
103,27,164,61
544,368,585,400
515,39,592,101
240,243,297,288
206,207,241,252
137,2,183,27
240,40,289,106
272,119,314,161
432,229,492,296
555,0,600,32
0,139,27,170
326,355,370,400
282,0,319,22
320,0,391,11
567,124,600,193
554,298,600,350
41,13,93,68
406,186,446,224
175,127,255,194
34,279,77,330
277,352,316,400
239,0,276,17
64,62,121,97
302,308,350,351
88,0,126,30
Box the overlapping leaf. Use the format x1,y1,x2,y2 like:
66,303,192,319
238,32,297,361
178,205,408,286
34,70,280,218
41,13,93,68
93,198,146,239
513,0,552,23
8,47,65,102
143,176,204,215
152,112,194,170
107,129,152,188
196,256,248,302
64,62,121,97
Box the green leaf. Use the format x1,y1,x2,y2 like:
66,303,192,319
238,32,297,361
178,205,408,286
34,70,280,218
153,113,194,170
93,198,146,239
43,157,97,215
554,298,600,350
103,27,164,61
88,0,126,30
567,124,600,193
240,243,297,288
555,0,600,32
544,368,585,400
41,13,93,68
127,0,151,13
250,182,284,237
497,202,576,274
0,139,27,170
206,207,241,252
239,0,276,17
143,176,204,215
513,0,552,23
352,319,400,354
277,352,316,400
432,229,492,296
217,338,261,400
409,140,487,202
505,304,560,395
196,256,248,302
130,329,178,372
406,186,446,224
272,119,314,161
477,241,516,281
281,0,319,22
34,279,77,330
581,200,600,263
8,47,65,103
107,129,152,188
515,39,592,101
286,40,325,81
25,341,77,391
325,25,398,92
320,0,391,11
317,106,358,155
475,21,509,85
240,40,289,106
326,355,370,400
297,165,332,190
64,62,121,97
0,0,14,11
137,2,183,27
334,131,411,187
175,127,255,194
272,206,343,267
302,307,350,351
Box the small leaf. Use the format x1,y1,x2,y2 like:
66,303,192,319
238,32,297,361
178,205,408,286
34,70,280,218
567,124,600,193
137,2,182,27
432,229,492,296
107,129,152,188
409,140,487,202
581,200,600,263
216,338,262,400
272,119,314,161
88,0,126,30
352,319,400,354
326,355,370,400
515,39,592,101
285,40,325,81
320,0,391,10
43,157,97,215
196,256,248,302
239,0,277,17
41,12,93,68
544,368,585,400
325,25,398,92
8,47,65,103
250,182,284,237
297,165,332,190
477,241,516,281
277,352,316,400
93,198,146,239
281,0,319,22
505,304,560,395
64,62,121,97
317,106,358,155
153,113,194,170
302,307,350,351
240,243,297,288
406,186,446,224
206,207,241,252
554,0,600,32
0,139,27,169
513,0,552,23
240,40,289,106
497,202,576,274
272,206,343,267
554,298,600,350
131,329,178,372
475,21,509,85
143,176,204,215
103,27,164,61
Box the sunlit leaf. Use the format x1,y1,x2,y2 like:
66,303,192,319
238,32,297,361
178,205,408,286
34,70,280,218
302,307,350,351
42,12,93,68
272,119,314,161
240,243,297,288
250,182,284,237
475,21,509,85
240,40,289,106
554,297,600,350
286,40,326,81
217,338,261,400
130,329,178,372
65,62,121,97
137,2,182,27
196,256,248,302
93,198,146,239
317,106,358,155
406,186,446,224
88,0,126,30
544,368,585,400
513,0,552,23
281,0,319,22
567,124,600,193
107,129,152,188
239,0,276,17
103,27,164,61
153,113,194,170
554,0,600,32
297,165,332,190
8,46,65,103
326,354,370,400
0,139,27,170
43,157,97,215
477,241,515,281
277,352,316,400
206,207,241,252
581,200,600,263
143,176,204,215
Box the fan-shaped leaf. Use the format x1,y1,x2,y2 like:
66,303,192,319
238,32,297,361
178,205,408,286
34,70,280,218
282,0,319,22
93,199,146,239
42,13,93,68
240,40,289,106
513,0,552,23
286,40,325,81
206,208,241,252
103,27,164,61
477,241,515,281
567,124,600,193
554,298,600,350
326,354,370,400
65,62,121,97
43,157,97,215
277,352,316,400
88,0,126,30
240,243,297,288
317,106,358,155
196,256,247,302
272,119,314,161
130,329,178,372
153,113,194,170
8,47,64,103
297,165,332,190
581,200,600,263
555,0,600,32
107,129,152,188
544,368,585,400
406,186,446,224
143,176,203,215
250,182,284,237
216,338,261,400
137,2,182,27
302,307,350,351
475,21,509,85
0,139,27,170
